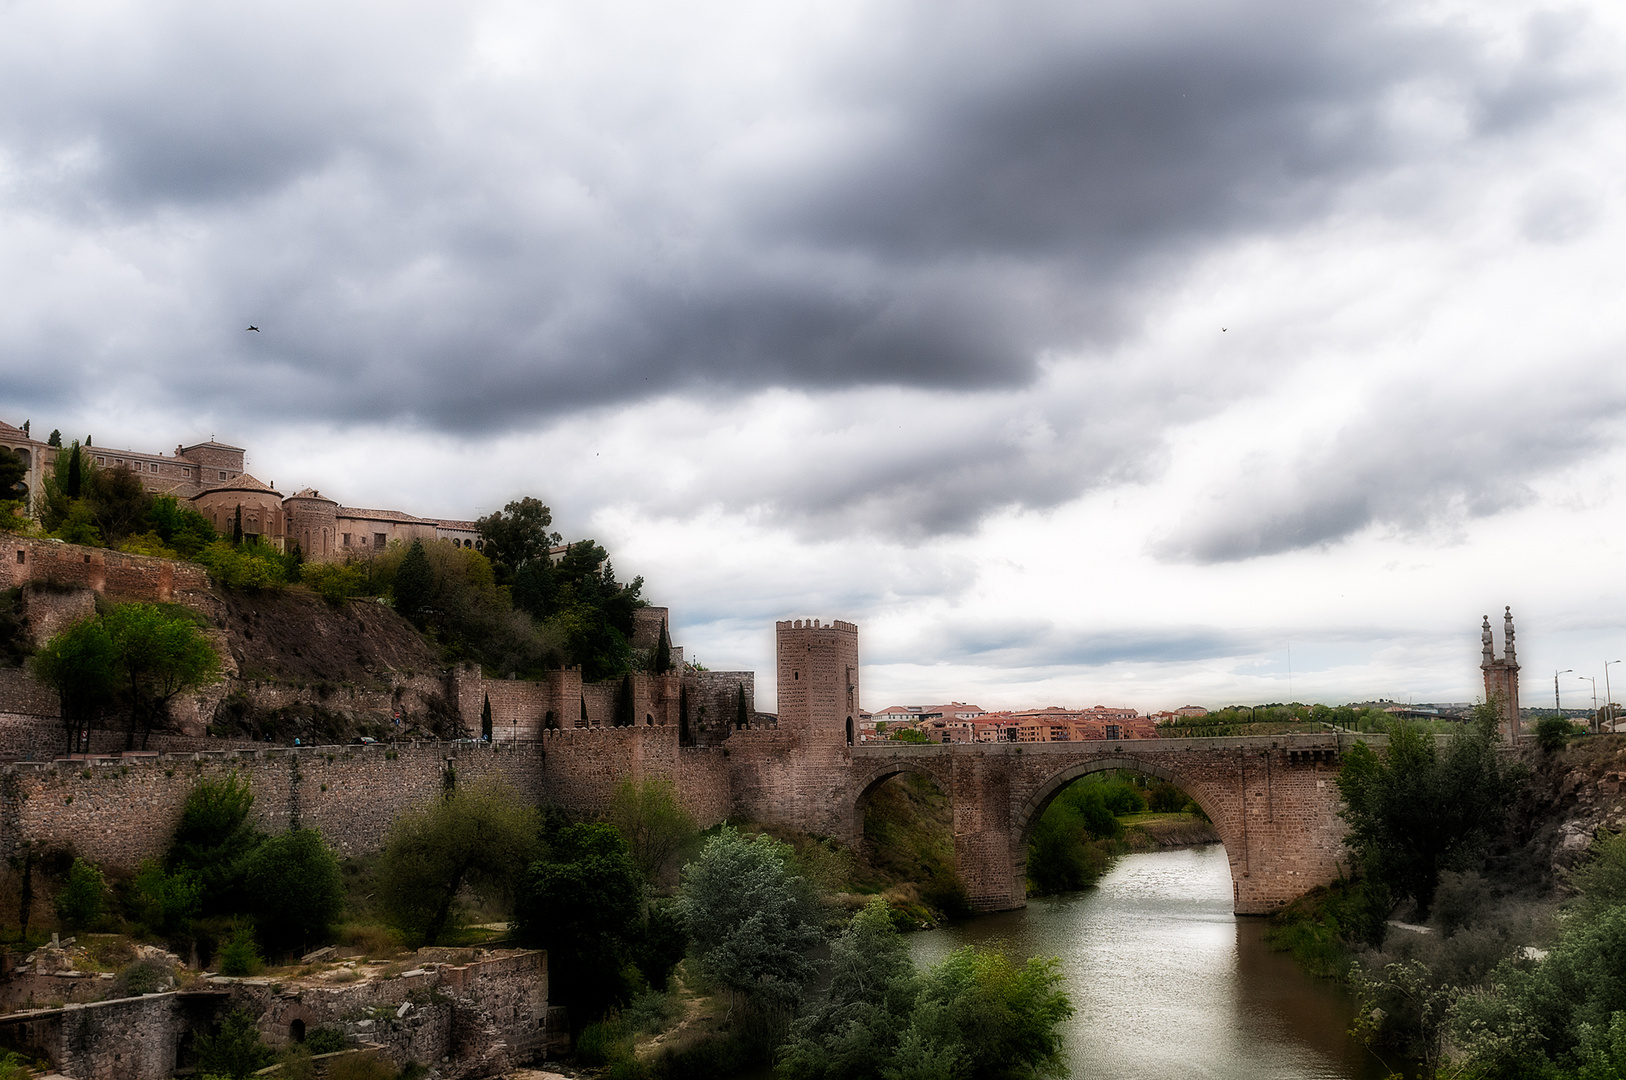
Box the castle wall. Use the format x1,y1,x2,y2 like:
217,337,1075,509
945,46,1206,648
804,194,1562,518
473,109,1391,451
680,670,755,746
0,743,547,869
2,539,220,621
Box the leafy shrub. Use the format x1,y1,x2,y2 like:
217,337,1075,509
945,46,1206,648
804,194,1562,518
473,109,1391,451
110,957,175,996
197,540,288,591
299,562,369,604
1536,715,1578,752
196,1009,273,1079
53,858,106,931
217,924,263,976
623,989,680,1035
304,1027,348,1055
129,860,202,937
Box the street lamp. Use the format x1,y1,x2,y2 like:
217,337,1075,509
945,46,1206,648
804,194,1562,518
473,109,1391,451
1607,660,1623,734
1579,675,1597,732
1555,669,1573,715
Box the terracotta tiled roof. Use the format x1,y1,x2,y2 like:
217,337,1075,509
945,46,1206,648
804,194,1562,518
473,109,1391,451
434,519,479,531
286,488,338,503
201,474,281,496
337,506,435,524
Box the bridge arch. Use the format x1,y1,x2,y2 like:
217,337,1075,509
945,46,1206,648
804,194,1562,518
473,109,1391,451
840,758,954,845
1012,755,1243,905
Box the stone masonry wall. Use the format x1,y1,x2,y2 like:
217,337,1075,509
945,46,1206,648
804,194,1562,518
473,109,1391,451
0,742,546,869
2,538,220,621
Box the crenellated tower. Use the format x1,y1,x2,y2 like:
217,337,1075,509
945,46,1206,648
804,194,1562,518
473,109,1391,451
776,618,860,758
1481,606,1521,742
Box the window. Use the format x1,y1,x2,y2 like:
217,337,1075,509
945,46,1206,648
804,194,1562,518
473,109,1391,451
15,550,23,564
150,463,159,472
218,470,227,480
342,533,351,546
114,458,123,466
181,468,190,477
95,456,106,465
375,533,386,548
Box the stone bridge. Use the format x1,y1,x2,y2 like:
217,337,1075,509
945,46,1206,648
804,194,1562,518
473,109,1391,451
832,733,1371,914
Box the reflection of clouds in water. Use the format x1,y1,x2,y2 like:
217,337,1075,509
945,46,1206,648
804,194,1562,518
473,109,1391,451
910,845,1381,1080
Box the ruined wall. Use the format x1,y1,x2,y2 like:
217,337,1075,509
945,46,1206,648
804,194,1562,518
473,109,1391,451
0,991,187,1080
2,539,219,620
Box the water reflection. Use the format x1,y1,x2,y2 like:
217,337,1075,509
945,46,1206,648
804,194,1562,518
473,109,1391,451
909,846,1389,1080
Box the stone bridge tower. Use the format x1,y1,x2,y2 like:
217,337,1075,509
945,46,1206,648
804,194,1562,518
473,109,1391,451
1482,606,1521,742
775,618,860,763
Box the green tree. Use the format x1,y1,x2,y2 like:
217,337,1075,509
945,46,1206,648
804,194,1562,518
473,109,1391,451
102,603,222,749
515,823,645,1023
195,1009,274,1079
606,777,697,886
0,447,24,502
1336,708,1522,921
53,858,106,932
31,617,119,753
377,778,541,946
167,772,262,910
481,693,493,740
86,465,152,549
1536,715,1578,752
392,538,434,627
144,494,217,558
654,617,671,675
781,897,1074,1080
614,673,635,727
65,443,82,499
737,682,749,729
130,860,202,938
47,429,61,447
475,496,560,583
679,827,822,1013
241,829,344,955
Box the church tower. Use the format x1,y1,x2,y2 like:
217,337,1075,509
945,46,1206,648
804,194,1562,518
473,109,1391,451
1481,606,1521,742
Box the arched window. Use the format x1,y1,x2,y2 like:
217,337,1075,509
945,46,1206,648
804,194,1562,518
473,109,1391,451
846,716,854,746
646,713,654,726
290,1019,306,1043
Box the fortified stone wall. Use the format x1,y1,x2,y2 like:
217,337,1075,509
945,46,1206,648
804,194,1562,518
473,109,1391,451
0,742,547,869
15,588,95,649
2,539,220,621
681,670,755,747
536,725,731,826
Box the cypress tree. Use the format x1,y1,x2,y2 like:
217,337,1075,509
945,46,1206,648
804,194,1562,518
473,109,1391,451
481,694,493,741
47,430,61,447
394,538,434,628
232,505,243,545
615,674,635,727
736,683,749,730
654,618,672,675
65,444,82,499
579,694,589,727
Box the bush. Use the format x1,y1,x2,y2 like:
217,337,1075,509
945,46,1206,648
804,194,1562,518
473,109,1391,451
217,924,264,976
1536,715,1578,752
196,1009,274,1079
299,562,369,604
197,540,288,591
304,1027,348,1055
1146,782,1188,813
130,860,202,938
53,858,106,931
241,829,344,955
110,957,175,996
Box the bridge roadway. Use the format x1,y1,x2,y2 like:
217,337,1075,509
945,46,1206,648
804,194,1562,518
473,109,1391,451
839,732,1377,914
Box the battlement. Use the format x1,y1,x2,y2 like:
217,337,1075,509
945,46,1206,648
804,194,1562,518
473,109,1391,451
776,618,857,633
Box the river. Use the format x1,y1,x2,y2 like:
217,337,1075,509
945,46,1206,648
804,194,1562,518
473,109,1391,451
908,845,1390,1080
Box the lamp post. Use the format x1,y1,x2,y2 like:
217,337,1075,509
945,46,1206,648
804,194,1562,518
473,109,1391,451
1555,669,1573,715
1579,675,1597,732
1607,660,1623,734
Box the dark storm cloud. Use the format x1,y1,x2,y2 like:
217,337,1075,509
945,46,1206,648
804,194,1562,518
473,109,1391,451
1155,378,1626,563
0,0,1608,539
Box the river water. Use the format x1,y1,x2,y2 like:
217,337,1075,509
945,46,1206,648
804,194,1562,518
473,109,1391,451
908,845,1390,1080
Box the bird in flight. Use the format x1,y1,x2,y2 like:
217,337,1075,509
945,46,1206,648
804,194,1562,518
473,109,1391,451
245,325,260,332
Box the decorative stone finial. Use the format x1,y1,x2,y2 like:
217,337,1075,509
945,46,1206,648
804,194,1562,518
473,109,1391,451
1482,615,1494,664
1504,606,1516,664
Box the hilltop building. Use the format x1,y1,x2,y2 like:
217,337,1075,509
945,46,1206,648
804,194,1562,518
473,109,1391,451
0,422,478,561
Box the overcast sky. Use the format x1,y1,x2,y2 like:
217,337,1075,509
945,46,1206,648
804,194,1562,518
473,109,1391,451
4,0,1625,713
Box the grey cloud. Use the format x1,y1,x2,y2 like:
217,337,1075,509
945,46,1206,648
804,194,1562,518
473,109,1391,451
0,0,1610,540
881,619,1248,670
1155,379,1626,563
